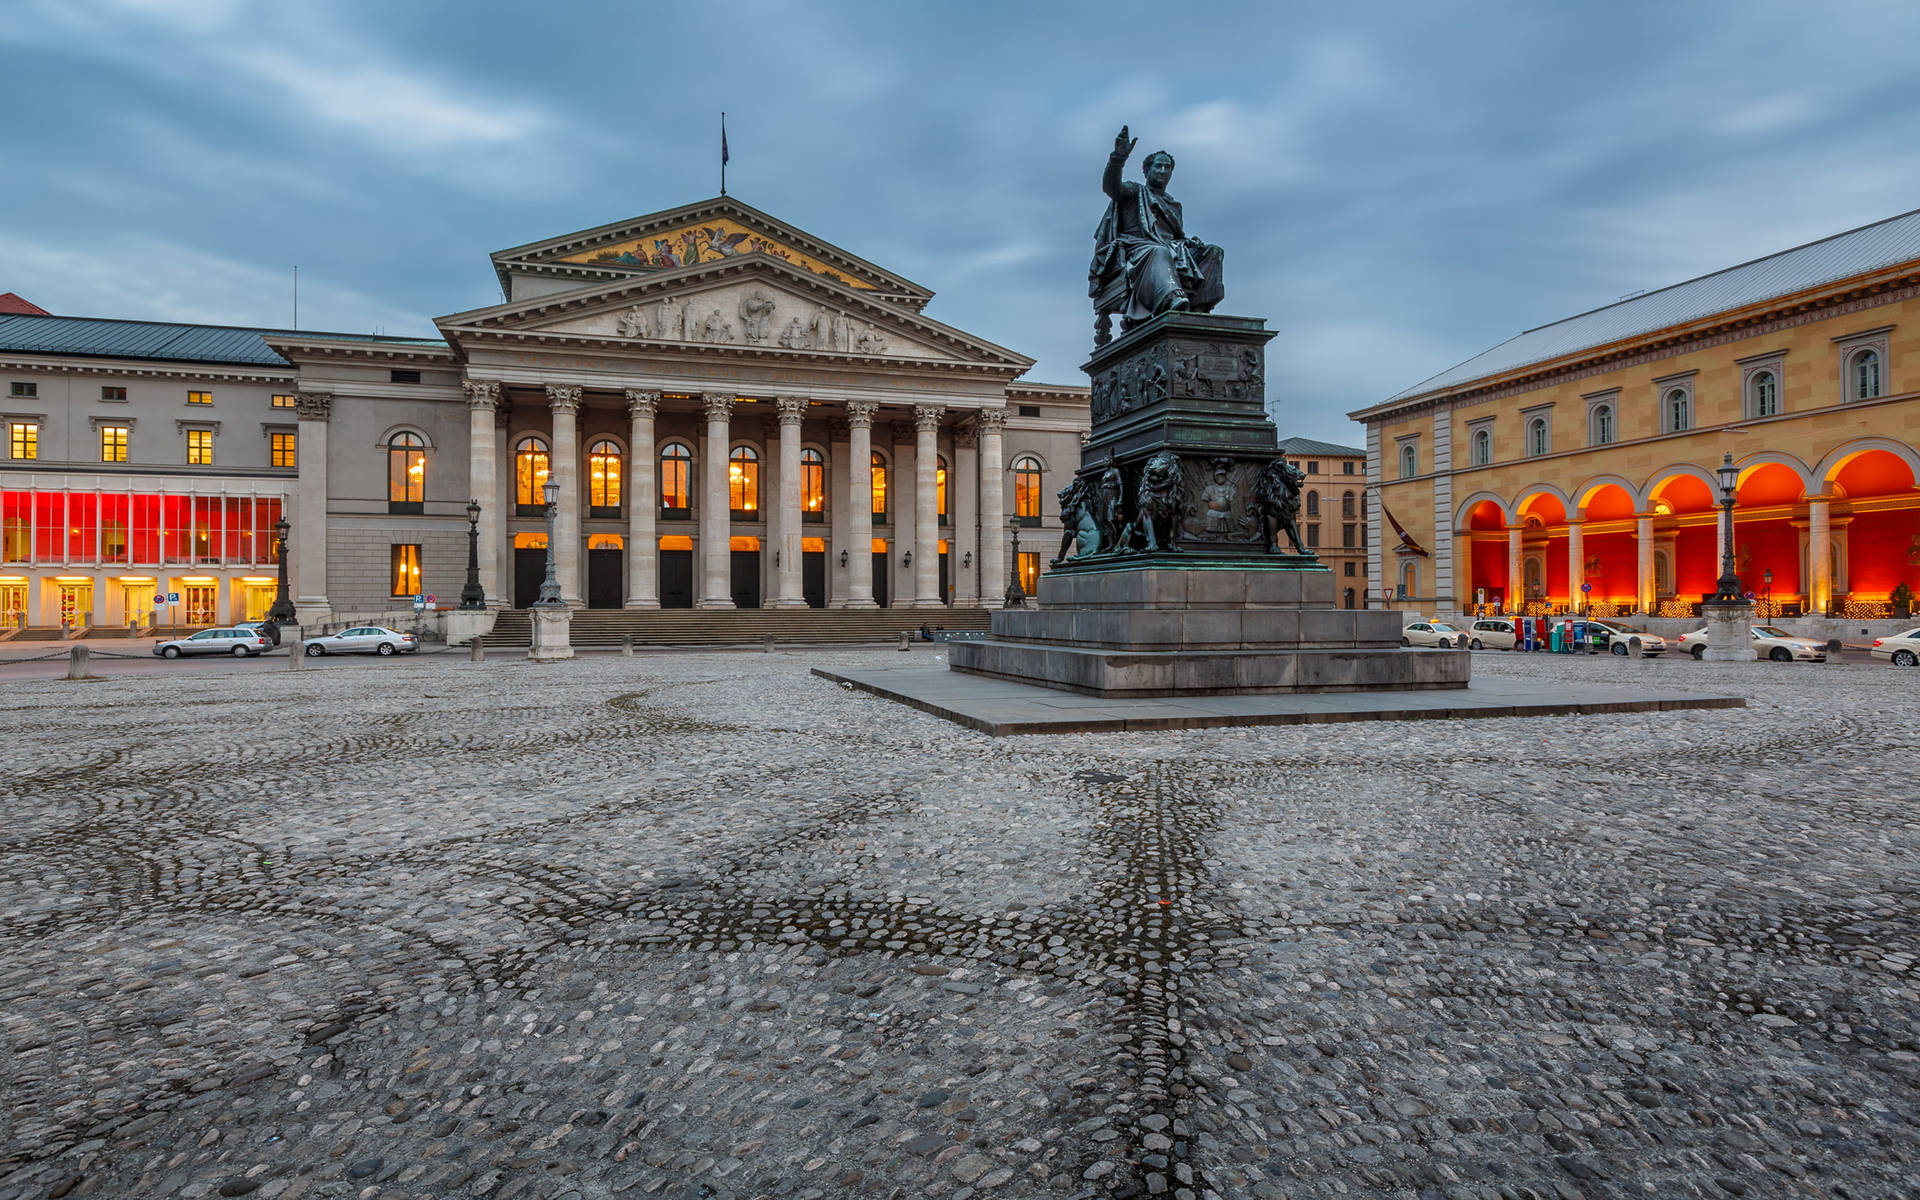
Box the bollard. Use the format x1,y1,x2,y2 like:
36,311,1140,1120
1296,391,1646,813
288,635,303,669
1827,637,1843,664
66,644,92,681
622,634,633,658
897,631,911,652
1627,636,1643,659
471,635,486,663
763,633,775,654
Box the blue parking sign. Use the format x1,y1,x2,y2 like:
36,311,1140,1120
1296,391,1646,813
166,591,180,603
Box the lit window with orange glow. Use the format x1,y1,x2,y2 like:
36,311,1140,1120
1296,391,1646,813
660,442,692,512
388,432,426,509
801,447,825,520
100,425,129,463
1018,551,1040,595
186,429,213,465
936,456,949,522
729,445,759,513
516,437,550,509
389,543,421,596
588,440,622,513
871,452,888,521
1012,455,1043,519
10,422,38,461
270,431,296,468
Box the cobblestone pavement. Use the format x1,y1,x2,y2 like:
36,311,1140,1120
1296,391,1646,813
1,648,1915,1200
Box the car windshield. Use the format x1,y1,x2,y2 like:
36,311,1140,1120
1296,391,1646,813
190,631,215,640
1754,626,1792,638
1431,623,1461,632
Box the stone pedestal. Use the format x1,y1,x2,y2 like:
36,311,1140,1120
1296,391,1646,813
1700,600,1754,662
947,312,1471,699
527,606,575,662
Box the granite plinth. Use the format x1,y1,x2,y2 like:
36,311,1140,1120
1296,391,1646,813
991,605,1403,651
947,639,1468,698
1036,562,1335,608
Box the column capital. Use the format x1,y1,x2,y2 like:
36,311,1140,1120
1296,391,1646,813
624,388,661,421
775,396,809,425
913,404,945,433
545,384,582,413
844,400,881,429
974,407,1008,434
952,426,978,448
701,393,734,423
462,379,500,410
1805,492,1835,505
294,391,332,422
495,398,514,428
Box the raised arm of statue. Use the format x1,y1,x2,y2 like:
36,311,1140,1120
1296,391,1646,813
1103,125,1136,203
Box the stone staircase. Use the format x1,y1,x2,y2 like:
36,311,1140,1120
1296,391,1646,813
483,607,994,648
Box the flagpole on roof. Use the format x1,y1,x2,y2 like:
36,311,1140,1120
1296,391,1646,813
720,112,728,197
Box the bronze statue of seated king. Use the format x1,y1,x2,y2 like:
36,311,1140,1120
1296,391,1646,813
1088,125,1226,346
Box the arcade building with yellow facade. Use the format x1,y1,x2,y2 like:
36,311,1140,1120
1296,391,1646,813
0,198,1090,634
1353,207,1920,630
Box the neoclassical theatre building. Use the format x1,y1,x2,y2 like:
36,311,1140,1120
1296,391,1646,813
0,199,1089,630
1353,207,1920,623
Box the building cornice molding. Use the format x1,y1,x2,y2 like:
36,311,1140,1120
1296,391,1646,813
0,355,294,385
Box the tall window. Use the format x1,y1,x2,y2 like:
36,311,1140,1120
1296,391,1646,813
871,452,889,523
1342,523,1356,548
1591,404,1615,446
1306,490,1320,517
9,422,36,460
729,445,759,514
270,431,296,468
1470,428,1491,466
1665,388,1691,432
1012,455,1042,522
589,440,622,516
1401,562,1417,599
1341,490,1356,519
1398,444,1416,478
660,442,692,513
1525,418,1548,457
1751,370,1779,417
516,437,551,513
1343,461,1357,475
1851,350,1882,401
100,425,128,462
1307,523,1320,547
388,432,426,512
801,447,825,521
1017,550,1039,596
389,544,421,596
186,429,213,464
936,456,949,524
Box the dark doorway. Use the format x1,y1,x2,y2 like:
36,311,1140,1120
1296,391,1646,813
513,547,545,608
730,550,761,609
938,549,950,606
803,549,825,608
871,552,890,607
587,549,623,609
660,549,694,608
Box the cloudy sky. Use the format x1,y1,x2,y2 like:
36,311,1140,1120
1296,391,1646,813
6,0,1920,446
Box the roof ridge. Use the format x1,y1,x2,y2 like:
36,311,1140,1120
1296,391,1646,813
0,310,439,343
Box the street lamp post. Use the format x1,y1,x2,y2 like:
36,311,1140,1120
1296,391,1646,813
534,480,563,608
1707,452,1744,603
459,498,486,610
1762,567,1773,619
1699,452,1754,662
265,515,298,625
1004,519,1027,608
526,479,574,661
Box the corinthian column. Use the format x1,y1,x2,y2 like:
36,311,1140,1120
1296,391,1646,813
697,392,736,608
976,407,1008,608
844,400,880,609
912,404,945,607
546,385,583,607
771,397,808,608
293,391,332,621
463,380,501,605
625,389,660,607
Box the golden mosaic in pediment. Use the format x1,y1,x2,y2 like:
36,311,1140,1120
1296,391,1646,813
557,218,876,290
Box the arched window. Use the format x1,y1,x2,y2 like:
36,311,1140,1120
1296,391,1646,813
1401,562,1417,600
1751,370,1779,417
1306,490,1320,517
871,451,888,523
800,447,825,522
388,432,425,513
729,445,759,514
1399,444,1417,478
936,455,949,524
659,442,692,515
1343,587,1355,610
1524,556,1544,598
1654,549,1672,597
1470,428,1491,466
1665,389,1691,433
1851,349,1882,401
1341,490,1356,519
1012,455,1043,522
515,436,549,514
1591,404,1615,446
588,439,622,516
1526,418,1548,457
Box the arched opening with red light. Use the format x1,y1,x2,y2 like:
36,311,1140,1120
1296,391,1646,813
1460,497,1510,610
1822,444,1920,614
1514,490,1568,611
1574,481,1638,615
1733,461,1810,616
1645,471,1718,612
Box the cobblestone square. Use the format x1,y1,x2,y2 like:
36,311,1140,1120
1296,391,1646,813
1,650,1915,1200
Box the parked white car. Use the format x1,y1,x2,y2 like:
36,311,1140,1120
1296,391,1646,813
1679,625,1828,662
1869,628,1920,666
1466,618,1520,650
302,626,419,657
1585,619,1668,657
153,627,274,658
1401,620,1471,648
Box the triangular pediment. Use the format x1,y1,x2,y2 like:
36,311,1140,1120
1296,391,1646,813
439,253,1031,370
490,196,932,306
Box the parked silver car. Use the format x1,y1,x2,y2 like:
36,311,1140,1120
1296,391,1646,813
302,626,419,657
153,627,274,658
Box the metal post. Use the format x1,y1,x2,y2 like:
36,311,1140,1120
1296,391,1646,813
1004,520,1026,608
459,498,486,610
266,516,298,625
535,486,563,608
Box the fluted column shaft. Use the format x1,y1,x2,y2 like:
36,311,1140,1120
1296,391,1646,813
1808,496,1832,615
698,393,735,608
545,385,583,607
625,390,660,607
772,398,808,607
463,381,501,605
845,401,880,609
912,405,944,607
976,409,1008,608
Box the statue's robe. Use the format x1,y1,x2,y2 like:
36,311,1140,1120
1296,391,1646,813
1089,157,1225,322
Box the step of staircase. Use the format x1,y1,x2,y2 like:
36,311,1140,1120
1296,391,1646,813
11,627,72,642
483,607,993,647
